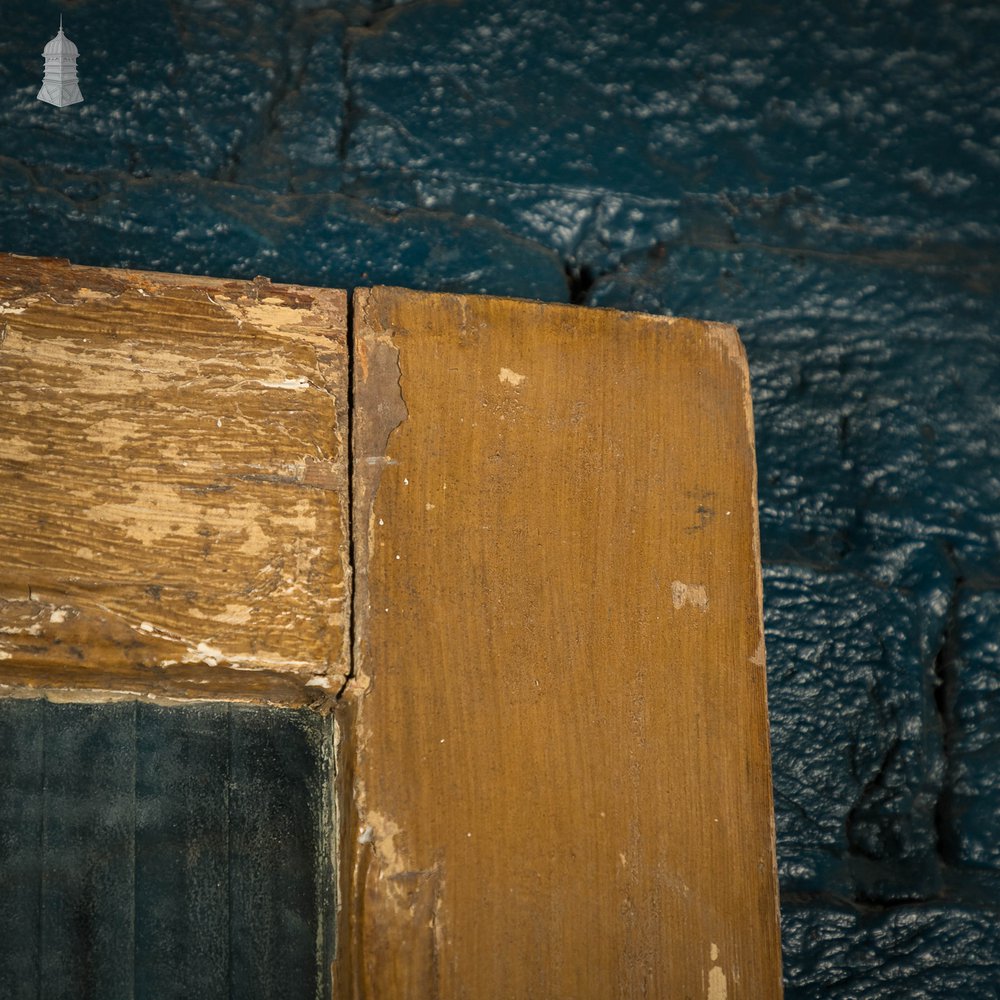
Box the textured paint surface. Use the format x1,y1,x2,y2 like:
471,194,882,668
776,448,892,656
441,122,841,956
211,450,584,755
0,699,334,1000
0,256,349,704
1,0,999,990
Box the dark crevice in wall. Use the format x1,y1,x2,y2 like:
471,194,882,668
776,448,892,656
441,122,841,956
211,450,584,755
338,2,420,168
780,882,1000,913
932,569,963,868
845,734,904,862
282,14,329,197
226,49,288,183
831,407,869,563
338,30,358,166
565,263,596,305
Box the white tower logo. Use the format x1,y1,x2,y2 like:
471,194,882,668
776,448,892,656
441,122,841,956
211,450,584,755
37,17,84,108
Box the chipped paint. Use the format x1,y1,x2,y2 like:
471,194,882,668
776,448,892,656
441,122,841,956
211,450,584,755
362,806,405,880
75,287,115,301
0,624,43,636
499,366,526,386
707,968,727,999
260,376,311,390
210,295,316,336
707,942,728,1000
672,580,709,611
0,255,350,705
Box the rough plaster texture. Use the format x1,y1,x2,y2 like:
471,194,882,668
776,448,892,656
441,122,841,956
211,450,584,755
1,0,998,993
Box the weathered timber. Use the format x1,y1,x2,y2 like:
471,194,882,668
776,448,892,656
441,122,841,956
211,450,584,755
0,255,349,705
338,287,783,998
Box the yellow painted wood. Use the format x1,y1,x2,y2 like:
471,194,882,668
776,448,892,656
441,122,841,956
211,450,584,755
338,287,782,998
0,256,782,992
0,254,349,705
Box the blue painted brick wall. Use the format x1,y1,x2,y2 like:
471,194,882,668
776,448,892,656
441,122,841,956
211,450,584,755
1,1,998,993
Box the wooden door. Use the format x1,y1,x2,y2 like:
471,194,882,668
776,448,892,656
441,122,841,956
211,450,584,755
0,255,782,998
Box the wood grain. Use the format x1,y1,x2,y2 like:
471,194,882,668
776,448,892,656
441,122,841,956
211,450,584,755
0,254,349,705
338,287,782,998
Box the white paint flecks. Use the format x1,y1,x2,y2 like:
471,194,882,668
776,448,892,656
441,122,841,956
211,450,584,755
499,367,526,387
672,581,709,611
192,640,224,667
260,376,310,390
49,608,68,624
0,624,41,636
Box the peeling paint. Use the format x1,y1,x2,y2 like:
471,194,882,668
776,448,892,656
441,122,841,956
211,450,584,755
0,256,351,706
0,255,350,704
